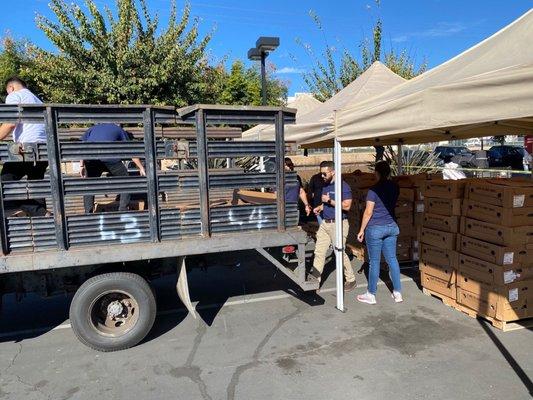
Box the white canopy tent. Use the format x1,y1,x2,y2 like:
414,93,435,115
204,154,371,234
243,61,405,144
241,93,321,140
305,9,533,148
304,9,533,311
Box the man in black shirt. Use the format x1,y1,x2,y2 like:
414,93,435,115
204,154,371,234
307,171,324,223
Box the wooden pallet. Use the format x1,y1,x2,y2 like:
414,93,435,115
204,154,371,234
448,299,533,332
422,287,457,307
422,287,533,332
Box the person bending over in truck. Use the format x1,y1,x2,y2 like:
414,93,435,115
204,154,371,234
0,76,49,216
80,124,146,213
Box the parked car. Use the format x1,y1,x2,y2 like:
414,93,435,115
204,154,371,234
434,146,476,168
465,138,481,148
487,145,532,171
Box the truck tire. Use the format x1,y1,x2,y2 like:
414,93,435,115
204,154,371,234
69,272,156,352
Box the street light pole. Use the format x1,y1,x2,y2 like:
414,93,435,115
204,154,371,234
248,36,279,106
260,51,267,106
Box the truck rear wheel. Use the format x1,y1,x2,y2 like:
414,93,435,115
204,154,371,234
69,272,156,352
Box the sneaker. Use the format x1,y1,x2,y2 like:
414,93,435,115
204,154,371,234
344,280,357,292
356,292,376,305
391,291,403,303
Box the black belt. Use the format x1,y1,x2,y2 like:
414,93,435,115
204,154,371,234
323,218,347,223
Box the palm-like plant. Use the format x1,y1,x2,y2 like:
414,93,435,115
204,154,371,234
371,145,441,175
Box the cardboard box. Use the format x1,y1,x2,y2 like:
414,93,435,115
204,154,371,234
398,223,416,238
466,179,533,208
420,260,456,283
460,217,533,246
348,241,412,263
423,179,467,199
456,286,531,322
458,234,532,267
458,253,533,286
61,161,81,175
398,188,415,202
420,243,458,269
424,198,462,216
395,200,413,215
420,227,456,250
462,200,533,227
456,275,533,322
421,271,457,299
397,213,414,226
344,173,376,189
423,213,459,233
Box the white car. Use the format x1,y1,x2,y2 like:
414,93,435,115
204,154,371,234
465,138,481,147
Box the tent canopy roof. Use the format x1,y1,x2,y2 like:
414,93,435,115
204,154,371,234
241,93,321,139
303,9,533,148
245,61,405,143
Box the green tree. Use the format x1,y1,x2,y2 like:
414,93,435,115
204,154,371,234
0,36,39,101
298,9,427,101
219,60,287,106
32,0,212,106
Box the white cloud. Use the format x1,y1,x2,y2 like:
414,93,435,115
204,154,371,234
275,67,306,74
392,22,467,43
392,35,408,43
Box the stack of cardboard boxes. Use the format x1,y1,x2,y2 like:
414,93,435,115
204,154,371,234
457,179,533,329
420,178,533,330
419,179,466,303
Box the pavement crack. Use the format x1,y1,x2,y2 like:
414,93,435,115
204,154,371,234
3,343,22,374
169,320,212,400
226,301,303,400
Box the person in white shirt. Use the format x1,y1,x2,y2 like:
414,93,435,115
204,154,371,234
0,77,49,215
442,155,467,180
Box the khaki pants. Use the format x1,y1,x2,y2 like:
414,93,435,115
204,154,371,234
313,219,355,283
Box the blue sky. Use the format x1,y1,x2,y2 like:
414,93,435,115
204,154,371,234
1,0,532,96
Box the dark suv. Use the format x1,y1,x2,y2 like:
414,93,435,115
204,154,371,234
487,145,532,171
434,146,476,167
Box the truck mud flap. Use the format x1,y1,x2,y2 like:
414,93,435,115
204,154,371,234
176,257,197,319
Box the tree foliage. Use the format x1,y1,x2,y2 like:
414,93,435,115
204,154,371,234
0,36,39,101
298,9,427,101
31,0,213,105
14,0,288,106
219,60,287,106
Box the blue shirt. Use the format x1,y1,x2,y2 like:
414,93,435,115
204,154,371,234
366,180,399,226
81,124,130,163
321,180,351,220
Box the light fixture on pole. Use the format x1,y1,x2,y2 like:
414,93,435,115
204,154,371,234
248,36,280,106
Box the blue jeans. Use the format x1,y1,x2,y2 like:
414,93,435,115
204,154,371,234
365,223,402,295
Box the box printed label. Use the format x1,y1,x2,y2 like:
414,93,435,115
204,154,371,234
508,288,519,302
513,194,525,208
503,252,514,265
503,270,519,284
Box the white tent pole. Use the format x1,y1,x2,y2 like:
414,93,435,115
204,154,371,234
333,111,345,312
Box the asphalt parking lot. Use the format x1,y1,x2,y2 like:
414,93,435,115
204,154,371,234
0,251,532,400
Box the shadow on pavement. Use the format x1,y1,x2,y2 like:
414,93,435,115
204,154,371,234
0,249,326,347
478,319,533,396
